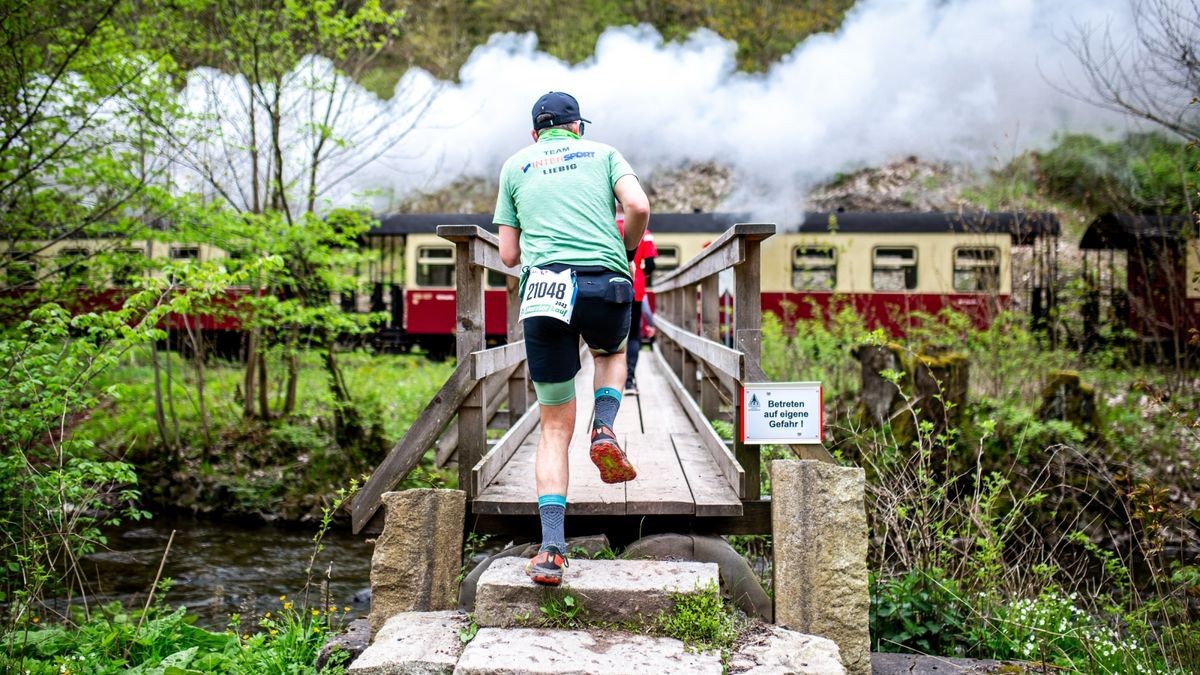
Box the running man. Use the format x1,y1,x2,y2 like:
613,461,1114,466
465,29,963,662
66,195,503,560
496,91,650,586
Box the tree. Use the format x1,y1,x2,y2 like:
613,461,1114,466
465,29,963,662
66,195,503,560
0,0,186,297
1069,0,1199,147
158,1,428,436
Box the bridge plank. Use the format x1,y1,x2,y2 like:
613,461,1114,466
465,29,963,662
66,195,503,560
671,432,743,517
649,345,746,498
625,432,695,515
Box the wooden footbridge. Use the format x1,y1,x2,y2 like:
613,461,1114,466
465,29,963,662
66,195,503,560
350,222,832,538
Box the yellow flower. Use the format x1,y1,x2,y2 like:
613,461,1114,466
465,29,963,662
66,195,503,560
328,605,337,613
343,606,351,613
243,633,250,640
279,595,287,601
264,611,271,618
31,617,39,624
312,609,320,616
270,629,278,636
283,602,294,610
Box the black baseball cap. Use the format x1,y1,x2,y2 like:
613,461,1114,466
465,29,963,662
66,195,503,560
531,91,591,130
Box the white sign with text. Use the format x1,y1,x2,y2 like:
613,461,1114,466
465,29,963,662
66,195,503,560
740,382,823,444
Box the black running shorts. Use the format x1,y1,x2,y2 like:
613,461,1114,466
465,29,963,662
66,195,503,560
524,266,634,384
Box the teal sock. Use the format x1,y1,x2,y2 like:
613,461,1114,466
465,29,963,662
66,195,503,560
538,494,567,552
592,386,622,430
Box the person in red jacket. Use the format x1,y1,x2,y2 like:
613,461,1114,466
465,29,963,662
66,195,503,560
617,203,658,394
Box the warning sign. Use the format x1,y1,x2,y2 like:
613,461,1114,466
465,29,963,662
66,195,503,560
740,382,823,444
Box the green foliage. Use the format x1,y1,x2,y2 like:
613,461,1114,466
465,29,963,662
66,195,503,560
369,0,855,89
72,349,454,516
0,600,348,674
656,582,738,653
870,568,971,655
536,590,586,629
1037,132,1200,215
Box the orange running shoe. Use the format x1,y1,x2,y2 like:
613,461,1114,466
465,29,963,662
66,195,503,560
525,546,567,586
589,423,637,483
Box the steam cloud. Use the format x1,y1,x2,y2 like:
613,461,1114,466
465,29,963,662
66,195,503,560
179,0,1144,220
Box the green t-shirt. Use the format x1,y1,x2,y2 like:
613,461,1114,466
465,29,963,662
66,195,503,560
494,129,636,276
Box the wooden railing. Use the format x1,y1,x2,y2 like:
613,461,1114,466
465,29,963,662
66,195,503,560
351,225,530,534
652,223,833,503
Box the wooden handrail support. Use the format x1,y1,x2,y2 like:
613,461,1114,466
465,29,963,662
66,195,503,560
350,224,528,534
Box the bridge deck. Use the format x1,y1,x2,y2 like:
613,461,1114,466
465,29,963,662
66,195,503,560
473,349,742,517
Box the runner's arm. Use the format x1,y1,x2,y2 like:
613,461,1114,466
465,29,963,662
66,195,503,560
499,224,521,268
614,175,649,252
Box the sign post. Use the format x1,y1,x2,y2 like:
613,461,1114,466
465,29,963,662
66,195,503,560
740,382,823,444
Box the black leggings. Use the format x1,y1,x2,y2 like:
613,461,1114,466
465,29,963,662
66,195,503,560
625,299,643,383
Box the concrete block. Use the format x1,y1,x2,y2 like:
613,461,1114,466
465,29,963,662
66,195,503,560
727,623,845,674
474,557,719,627
771,460,870,675
370,489,466,635
349,610,468,674
454,627,723,674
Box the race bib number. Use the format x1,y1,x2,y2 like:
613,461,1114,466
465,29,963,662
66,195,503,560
519,267,577,324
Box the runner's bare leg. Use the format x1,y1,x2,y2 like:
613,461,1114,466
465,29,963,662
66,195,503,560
536,399,575,496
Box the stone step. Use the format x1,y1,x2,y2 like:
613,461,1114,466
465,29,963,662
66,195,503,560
473,557,719,627
456,627,721,674
348,610,468,675
348,610,845,675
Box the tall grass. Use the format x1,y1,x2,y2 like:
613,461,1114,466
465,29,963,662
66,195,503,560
759,307,1199,672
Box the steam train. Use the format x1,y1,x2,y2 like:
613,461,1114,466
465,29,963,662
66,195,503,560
361,211,1062,357
5,210,1072,358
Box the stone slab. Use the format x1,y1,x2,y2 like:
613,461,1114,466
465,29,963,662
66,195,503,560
370,489,466,635
317,618,370,672
454,627,723,674
772,460,870,675
349,610,468,675
728,623,844,674
473,557,719,627
871,653,1017,674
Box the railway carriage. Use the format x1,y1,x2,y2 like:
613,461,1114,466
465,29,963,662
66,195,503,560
1080,213,1200,357
362,211,1060,347
757,212,1059,334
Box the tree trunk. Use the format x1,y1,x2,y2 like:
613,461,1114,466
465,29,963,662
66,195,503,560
257,345,270,419
243,328,258,418
150,340,171,457
284,338,299,415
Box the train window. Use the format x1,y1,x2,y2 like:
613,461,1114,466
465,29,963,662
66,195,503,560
872,247,917,291
171,246,200,261
953,247,999,292
416,246,454,287
655,246,680,274
792,247,837,290
486,270,507,288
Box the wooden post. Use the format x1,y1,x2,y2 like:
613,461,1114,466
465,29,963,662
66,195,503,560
681,284,699,400
506,275,527,420
733,238,763,500
455,240,487,497
699,276,722,420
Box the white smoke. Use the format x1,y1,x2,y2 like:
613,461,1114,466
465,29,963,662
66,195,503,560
177,0,1145,220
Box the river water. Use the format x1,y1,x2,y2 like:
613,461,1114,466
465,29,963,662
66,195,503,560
81,513,373,628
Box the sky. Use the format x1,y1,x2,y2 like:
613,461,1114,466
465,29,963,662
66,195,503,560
176,0,1148,220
